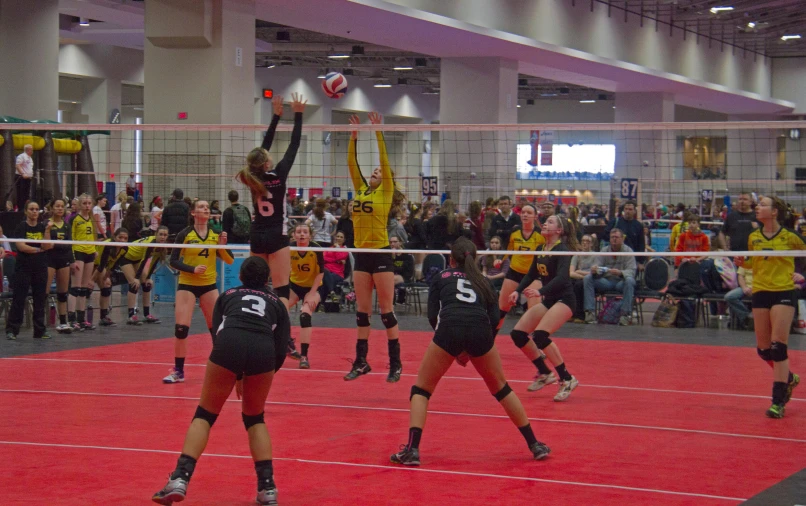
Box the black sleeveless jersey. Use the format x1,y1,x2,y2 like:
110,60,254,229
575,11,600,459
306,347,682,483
427,268,499,335
516,242,573,298
252,112,303,234
211,285,290,341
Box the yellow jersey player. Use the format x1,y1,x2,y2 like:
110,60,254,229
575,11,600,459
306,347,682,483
164,200,234,384
119,226,170,325
92,228,130,326
69,193,98,331
287,223,325,369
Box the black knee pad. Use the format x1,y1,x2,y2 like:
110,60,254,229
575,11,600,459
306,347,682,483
380,312,398,329
100,287,112,297
498,309,508,321
56,292,68,303
299,312,312,328
128,284,139,294
82,287,93,298
69,286,82,297
175,324,190,340
356,312,370,328
141,283,152,293
770,342,788,362
242,412,265,430
275,285,290,300
494,382,513,402
410,385,432,401
510,330,530,348
532,330,552,350
757,347,773,361
193,405,218,427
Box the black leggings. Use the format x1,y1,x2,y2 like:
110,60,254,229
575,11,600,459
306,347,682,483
6,262,48,337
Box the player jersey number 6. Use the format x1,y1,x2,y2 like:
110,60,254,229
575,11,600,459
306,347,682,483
258,191,274,217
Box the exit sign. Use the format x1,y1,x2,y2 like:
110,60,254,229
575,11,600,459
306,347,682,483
263,89,273,99
177,112,188,120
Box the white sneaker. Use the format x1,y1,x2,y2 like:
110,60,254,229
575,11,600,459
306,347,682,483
527,372,557,392
56,323,72,334
554,376,579,402
162,367,185,384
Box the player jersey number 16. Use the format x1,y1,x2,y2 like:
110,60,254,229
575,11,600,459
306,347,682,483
259,190,274,217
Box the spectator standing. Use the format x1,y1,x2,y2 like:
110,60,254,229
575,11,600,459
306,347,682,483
14,144,34,211
604,200,645,267
109,191,128,233
92,193,109,239
306,198,338,248
336,203,354,248
718,192,758,252
222,190,251,244
488,196,522,249
481,235,508,290
148,196,164,235
126,172,137,197
161,188,191,238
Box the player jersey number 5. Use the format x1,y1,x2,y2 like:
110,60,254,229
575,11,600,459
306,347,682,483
258,190,274,217
456,279,477,303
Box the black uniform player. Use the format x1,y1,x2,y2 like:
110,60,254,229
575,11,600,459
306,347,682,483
390,238,550,466
45,198,75,334
508,215,580,400
153,257,290,506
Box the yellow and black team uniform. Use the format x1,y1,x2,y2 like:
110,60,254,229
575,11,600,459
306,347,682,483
71,213,97,263
748,227,806,309
348,131,395,274
47,221,74,270
504,229,546,284
289,241,324,300
94,239,129,286
170,226,234,298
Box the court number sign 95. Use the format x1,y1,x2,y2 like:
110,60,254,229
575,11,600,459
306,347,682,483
421,176,438,197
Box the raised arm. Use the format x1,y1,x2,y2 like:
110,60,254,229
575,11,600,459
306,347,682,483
274,93,306,179
347,114,367,191
260,95,283,151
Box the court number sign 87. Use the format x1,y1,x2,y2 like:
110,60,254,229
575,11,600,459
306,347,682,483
421,176,438,197
620,178,638,200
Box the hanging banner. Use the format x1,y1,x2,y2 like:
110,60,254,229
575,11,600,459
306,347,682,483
540,130,554,166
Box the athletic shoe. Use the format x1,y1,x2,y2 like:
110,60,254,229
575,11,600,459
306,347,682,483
299,356,310,369
5,332,15,340
70,322,83,332
256,487,278,506
163,367,185,384
553,376,579,402
618,315,631,326
390,445,420,466
766,403,785,419
786,373,800,404
527,372,558,392
344,360,371,381
34,331,51,340
145,314,161,324
127,315,143,326
56,323,72,334
286,338,301,360
455,352,470,367
571,317,586,324
151,476,187,505
79,321,96,331
99,316,116,327
584,311,596,324
387,363,402,383
530,441,551,460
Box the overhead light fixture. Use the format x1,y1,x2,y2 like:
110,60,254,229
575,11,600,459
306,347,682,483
79,17,90,26
782,35,802,41
317,69,329,79
393,65,413,71
709,6,734,13
516,104,521,108
264,63,275,69
579,100,596,103
541,93,558,97
422,89,439,95
747,22,756,28
327,47,350,59
374,83,392,88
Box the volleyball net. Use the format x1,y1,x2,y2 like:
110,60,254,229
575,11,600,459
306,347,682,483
2,120,805,219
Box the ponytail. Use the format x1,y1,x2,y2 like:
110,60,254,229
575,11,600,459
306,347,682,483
451,238,495,307
238,148,271,199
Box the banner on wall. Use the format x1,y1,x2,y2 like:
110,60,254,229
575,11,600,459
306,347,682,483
540,130,554,166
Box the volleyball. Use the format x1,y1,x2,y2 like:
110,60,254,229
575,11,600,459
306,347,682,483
322,72,348,99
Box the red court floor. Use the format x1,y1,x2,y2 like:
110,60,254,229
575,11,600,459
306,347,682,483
0,328,804,505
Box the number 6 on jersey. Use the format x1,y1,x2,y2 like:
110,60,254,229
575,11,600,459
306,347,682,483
258,190,274,217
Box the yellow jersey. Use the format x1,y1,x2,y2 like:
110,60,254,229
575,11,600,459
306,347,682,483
94,239,128,272
348,132,394,249
125,236,156,263
290,241,324,288
71,213,97,255
506,229,546,274
170,226,234,286
747,227,806,293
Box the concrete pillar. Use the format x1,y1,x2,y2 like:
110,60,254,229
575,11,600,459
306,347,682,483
0,0,59,120
439,57,519,204
81,78,123,188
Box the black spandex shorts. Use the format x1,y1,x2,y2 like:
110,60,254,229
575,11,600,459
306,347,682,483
751,290,796,310
209,326,287,376
177,283,218,299
541,289,576,311
504,269,526,284
47,254,72,270
109,270,127,287
289,282,313,301
353,249,394,274
433,323,494,358
250,226,289,255
74,251,96,264
117,257,139,267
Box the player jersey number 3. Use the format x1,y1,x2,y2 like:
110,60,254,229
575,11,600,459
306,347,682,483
241,295,266,316
456,279,477,303
258,190,274,217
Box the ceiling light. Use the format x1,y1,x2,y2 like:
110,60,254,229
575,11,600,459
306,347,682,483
393,66,413,71
317,69,328,79
781,35,802,41
422,89,439,95
264,63,275,69
747,22,756,28
79,17,89,26
327,48,350,59
579,100,596,103
374,83,392,88
540,93,558,97
709,6,734,13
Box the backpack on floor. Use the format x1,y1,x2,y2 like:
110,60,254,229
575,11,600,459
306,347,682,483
597,299,622,325
651,294,679,328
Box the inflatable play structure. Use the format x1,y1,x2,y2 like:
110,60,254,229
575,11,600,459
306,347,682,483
0,116,108,205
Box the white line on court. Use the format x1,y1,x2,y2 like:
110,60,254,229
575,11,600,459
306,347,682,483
1,388,805,444
2,356,800,403
0,440,747,502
